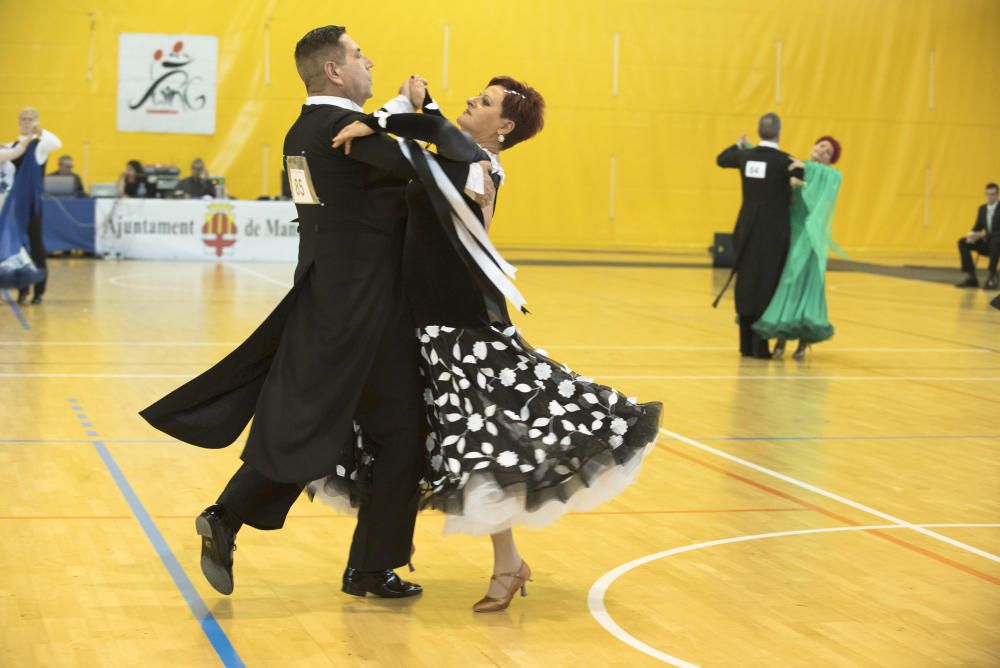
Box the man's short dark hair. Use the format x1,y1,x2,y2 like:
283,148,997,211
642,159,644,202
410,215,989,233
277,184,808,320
294,25,346,90
758,112,781,141
987,182,999,193
58,154,72,164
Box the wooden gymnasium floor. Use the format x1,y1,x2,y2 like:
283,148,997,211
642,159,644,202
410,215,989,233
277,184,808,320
1,252,998,667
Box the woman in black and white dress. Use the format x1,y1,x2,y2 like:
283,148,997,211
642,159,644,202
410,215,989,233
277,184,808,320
312,76,662,612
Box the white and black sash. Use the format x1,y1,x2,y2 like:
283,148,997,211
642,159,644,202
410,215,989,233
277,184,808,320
396,138,528,314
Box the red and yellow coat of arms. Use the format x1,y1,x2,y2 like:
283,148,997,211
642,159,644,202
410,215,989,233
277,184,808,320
202,203,238,257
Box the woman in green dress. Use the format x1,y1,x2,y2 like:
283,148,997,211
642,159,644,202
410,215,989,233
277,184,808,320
754,136,843,359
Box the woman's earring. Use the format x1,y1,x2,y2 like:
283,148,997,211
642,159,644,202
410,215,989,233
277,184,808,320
498,134,505,143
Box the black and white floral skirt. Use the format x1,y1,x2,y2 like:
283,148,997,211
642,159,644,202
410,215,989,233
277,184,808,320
309,323,662,535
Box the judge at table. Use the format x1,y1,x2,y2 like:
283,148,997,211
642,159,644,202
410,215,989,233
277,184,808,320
48,154,86,197
178,158,216,199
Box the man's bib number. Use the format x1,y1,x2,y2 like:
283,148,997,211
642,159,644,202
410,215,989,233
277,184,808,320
285,155,320,205
744,161,767,179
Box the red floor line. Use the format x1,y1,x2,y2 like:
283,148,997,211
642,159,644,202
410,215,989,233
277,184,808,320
658,444,1000,587
0,508,810,521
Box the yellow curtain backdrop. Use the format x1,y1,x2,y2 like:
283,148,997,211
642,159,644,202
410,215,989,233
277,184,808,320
0,0,997,254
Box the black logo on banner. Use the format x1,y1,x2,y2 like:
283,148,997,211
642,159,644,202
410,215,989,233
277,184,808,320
129,40,208,114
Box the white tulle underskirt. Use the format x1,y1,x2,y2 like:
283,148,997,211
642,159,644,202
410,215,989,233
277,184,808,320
308,443,653,536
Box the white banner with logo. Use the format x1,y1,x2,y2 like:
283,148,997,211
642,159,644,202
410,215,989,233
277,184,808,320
117,33,218,135
95,199,300,261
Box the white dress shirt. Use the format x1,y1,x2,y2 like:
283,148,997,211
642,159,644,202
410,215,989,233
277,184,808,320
304,95,363,111
987,202,997,234
381,94,416,116
758,140,779,149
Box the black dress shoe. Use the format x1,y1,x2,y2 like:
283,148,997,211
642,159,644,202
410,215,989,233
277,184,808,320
955,275,979,288
195,505,237,595
30,295,42,305
16,288,28,305
986,273,999,290
342,568,422,598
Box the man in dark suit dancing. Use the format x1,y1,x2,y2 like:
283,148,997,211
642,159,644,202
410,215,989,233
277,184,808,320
955,182,1000,290
141,26,447,599
717,113,803,359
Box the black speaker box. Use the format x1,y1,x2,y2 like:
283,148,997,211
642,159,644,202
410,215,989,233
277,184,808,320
711,232,734,268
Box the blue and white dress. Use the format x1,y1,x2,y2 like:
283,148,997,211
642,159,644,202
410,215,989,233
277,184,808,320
0,137,46,289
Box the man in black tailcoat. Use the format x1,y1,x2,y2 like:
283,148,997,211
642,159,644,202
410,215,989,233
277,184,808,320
141,26,438,599
717,112,803,358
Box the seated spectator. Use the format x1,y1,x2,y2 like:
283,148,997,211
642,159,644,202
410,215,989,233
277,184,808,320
117,160,148,198
956,182,999,290
178,158,215,199
48,154,86,196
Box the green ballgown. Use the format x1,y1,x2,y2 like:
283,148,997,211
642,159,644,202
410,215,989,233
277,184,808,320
753,161,842,343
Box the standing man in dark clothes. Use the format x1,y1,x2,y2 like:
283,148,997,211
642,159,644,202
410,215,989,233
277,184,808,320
717,112,802,359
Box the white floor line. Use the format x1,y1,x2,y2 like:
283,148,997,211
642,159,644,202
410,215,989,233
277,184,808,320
589,523,1000,667
660,428,1000,563
226,263,293,288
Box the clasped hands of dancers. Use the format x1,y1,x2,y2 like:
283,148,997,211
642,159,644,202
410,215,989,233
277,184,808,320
140,25,661,612
716,112,844,360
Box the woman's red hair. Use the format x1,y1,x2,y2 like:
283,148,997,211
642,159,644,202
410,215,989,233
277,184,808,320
489,76,545,150
816,135,842,164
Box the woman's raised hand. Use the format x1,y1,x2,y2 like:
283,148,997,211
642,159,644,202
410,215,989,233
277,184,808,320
399,74,428,108
408,75,428,108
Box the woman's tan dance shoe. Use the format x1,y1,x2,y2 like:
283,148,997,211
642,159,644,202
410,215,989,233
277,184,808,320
472,562,533,613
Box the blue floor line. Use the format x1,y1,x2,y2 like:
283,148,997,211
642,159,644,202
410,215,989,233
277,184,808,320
68,399,244,667
1,289,30,330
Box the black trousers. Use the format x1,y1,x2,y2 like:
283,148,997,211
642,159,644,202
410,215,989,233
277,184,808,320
20,210,47,296
958,236,1000,275
739,316,771,358
217,294,424,572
